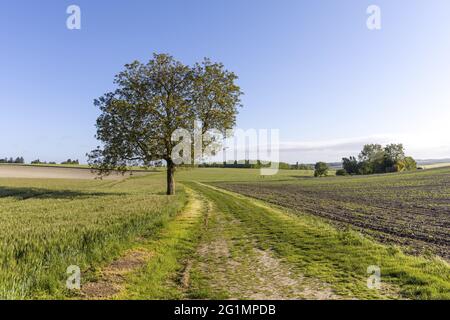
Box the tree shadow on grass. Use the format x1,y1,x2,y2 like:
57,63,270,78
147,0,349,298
0,186,124,200
289,175,326,180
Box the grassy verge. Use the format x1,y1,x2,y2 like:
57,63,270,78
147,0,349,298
187,182,450,300
118,188,207,299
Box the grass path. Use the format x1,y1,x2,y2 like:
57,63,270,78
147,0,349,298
185,185,342,300
79,182,450,300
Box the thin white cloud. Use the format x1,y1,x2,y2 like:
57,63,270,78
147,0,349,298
279,133,450,163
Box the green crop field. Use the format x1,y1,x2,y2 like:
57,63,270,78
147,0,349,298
0,174,186,299
0,166,449,300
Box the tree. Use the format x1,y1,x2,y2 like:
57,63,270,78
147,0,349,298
62,159,79,165
314,162,329,177
342,156,359,175
404,157,417,171
383,143,405,171
357,160,372,175
396,156,417,172
384,143,405,163
88,54,242,195
358,144,385,174
342,143,416,175
358,144,383,162
336,169,348,176
297,163,313,170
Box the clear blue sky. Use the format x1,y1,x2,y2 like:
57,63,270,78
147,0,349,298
1,0,450,163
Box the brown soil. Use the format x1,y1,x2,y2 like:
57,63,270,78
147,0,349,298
81,249,151,299
220,174,450,260
0,165,149,180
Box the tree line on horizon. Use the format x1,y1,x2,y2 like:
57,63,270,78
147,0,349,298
0,157,25,164
0,158,81,165
30,159,80,165
337,143,417,176
309,143,417,178
197,160,313,170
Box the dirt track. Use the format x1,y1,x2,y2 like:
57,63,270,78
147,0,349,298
0,165,144,180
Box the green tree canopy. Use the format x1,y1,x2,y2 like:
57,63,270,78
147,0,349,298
396,156,417,172
358,144,383,163
314,162,329,177
341,143,416,175
88,53,242,195
342,156,359,175
384,143,406,163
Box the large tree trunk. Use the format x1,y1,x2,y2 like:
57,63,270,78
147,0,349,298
166,159,175,195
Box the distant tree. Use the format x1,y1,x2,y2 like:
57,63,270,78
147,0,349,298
88,53,242,195
62,159,80,165
357,144,387,174
384,143,405,162
358,144,383,162
396,156,417,172
343,143,415,175
382,143,405,171
342,156,359,175
314,162,329,177
13,157,24,164
404,157,417,171
336,169,348,176
278,162,291,170
357,160,372,175
1,157,23,164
